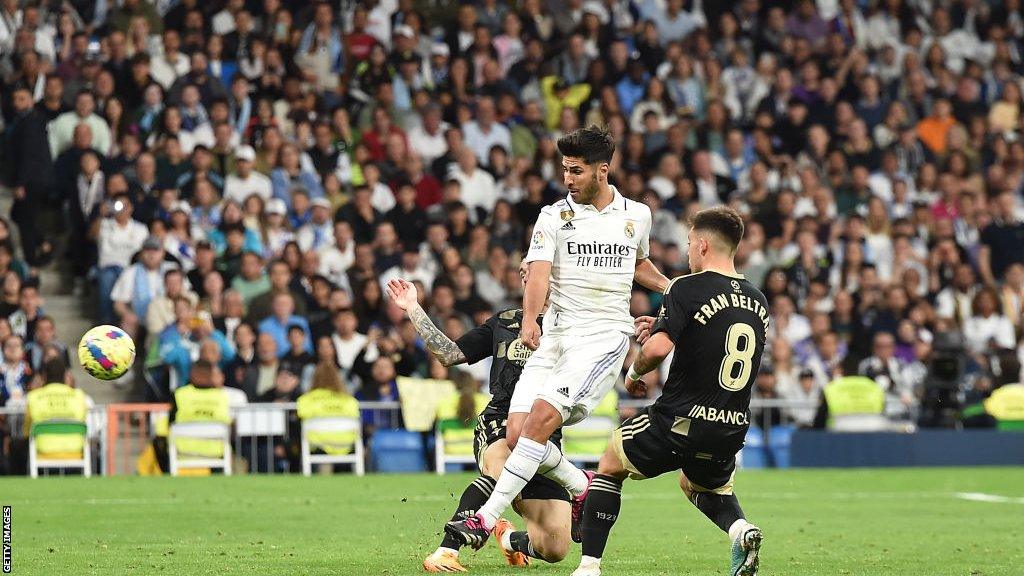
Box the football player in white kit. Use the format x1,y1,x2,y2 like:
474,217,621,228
445,126,669,552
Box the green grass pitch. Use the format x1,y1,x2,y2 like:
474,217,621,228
2,467,1023,575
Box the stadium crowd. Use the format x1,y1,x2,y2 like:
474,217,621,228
1,0,1024,440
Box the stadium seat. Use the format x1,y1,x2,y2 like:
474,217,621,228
168,422,232,476
434,420,478,474
371,429,427,473
767,425,796,468
300,416,365,476
433,392,490,475
739,426,767,469
28,420,91,478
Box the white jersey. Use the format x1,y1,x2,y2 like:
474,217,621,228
525,186,652,334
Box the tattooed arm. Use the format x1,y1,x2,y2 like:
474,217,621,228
385,278,467,366
408,302,467,366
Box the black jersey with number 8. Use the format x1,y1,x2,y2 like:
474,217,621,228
649,271,770,457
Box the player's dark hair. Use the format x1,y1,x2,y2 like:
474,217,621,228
557,125,615,165
690,206,745,254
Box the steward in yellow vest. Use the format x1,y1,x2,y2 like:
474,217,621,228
153,359,230,472
984,383,1024,430
23,359,88,457
812,375,886,430
435,388,491,460
296,363,361,455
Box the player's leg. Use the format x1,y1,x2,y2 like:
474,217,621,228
679,460,762,576
424,419,508,572
573,408,679,576
505,412,527,449
473,398,566,526
446,331,575,543
503,497,571,563
548,330,630,541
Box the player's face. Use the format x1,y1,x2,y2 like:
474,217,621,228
562,156,603,205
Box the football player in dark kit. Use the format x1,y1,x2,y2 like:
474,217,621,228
386,263,572,572
572,207,769,576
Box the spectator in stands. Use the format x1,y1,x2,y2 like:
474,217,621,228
7,282,42,341
95,193,148,324
257,292,311,358
0,334,31,407
24,316,69,371
110,236,173,342
4,85,54,268
858,332,915,420
145,269,198,336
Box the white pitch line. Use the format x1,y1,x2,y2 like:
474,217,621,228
954,492,1024,504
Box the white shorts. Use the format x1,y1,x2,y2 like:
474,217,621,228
509,326,630,426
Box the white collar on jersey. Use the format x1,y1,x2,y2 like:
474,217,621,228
564,184,627,214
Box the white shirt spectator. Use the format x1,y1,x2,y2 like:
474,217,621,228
296,220,335,252
97,217,149,269
319,242,355,292
150,52,190,89
48,112,112,157
770,312,812,346
224,171,273,204
332,332,368,371
475,269,506,308
462,120,511,164
963,313,1017,354
936,286,977,323
452,165,498,219
379,264,435,296
408,125,449,165
369,181,396,213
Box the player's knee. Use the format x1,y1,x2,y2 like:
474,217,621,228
596,447,627,479
679,473,696,502
533,530,569,562
521,402,561,442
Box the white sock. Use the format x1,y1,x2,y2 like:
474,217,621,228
477,437,547,528
580,555,601,566
537,441,589,497
728,519,751,542
433,546,458,557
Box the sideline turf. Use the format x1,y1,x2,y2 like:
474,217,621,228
1,467,1021,575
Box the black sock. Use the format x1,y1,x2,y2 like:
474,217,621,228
691,493,745,533
509,530,546,560
440,475,496,550
581,474,623,559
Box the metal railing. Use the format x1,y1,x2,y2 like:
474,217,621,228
0,397,908,476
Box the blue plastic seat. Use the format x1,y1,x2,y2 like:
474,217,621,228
371,430,427,473
741,426,767,469
767,425,796,468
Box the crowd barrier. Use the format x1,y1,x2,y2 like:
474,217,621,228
4,398,1013,476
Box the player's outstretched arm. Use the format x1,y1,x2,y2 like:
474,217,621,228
625,332,675,397
634,258,670,293
385,278,467,366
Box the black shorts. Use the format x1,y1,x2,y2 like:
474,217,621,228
613,408,736,494
473,412,570,502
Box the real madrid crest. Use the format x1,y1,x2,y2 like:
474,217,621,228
624,220,635,238
560,209,575,222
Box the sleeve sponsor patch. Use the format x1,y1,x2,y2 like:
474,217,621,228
531,230,545,248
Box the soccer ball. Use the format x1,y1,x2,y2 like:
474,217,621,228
78,325,136,380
